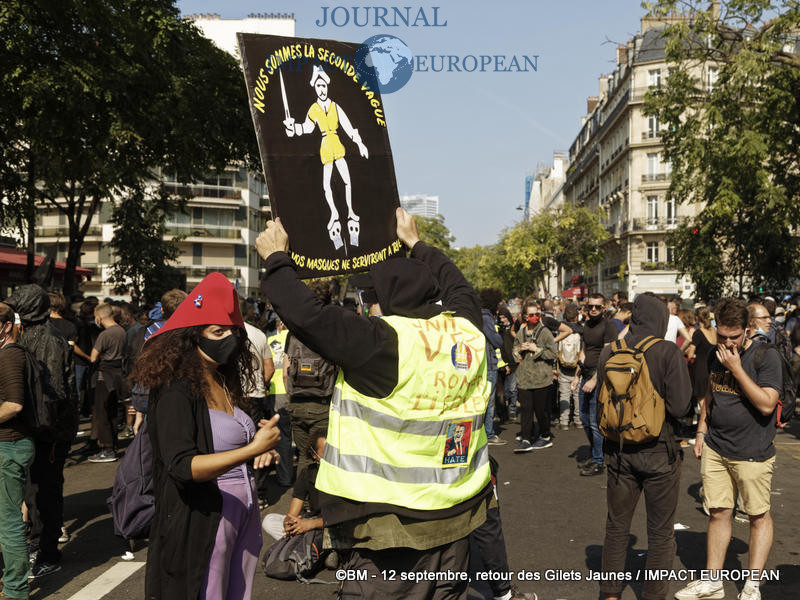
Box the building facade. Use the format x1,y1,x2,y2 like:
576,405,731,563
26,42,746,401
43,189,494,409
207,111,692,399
400,194,440,218
33,14,295,299
562,16,709,299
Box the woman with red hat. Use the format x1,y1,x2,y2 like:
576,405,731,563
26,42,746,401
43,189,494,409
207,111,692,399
134,273,281,600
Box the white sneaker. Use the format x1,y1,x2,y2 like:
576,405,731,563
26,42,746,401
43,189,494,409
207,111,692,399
674,579,724,599
737,584,760,600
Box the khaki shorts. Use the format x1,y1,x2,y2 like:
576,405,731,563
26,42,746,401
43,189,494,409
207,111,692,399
701,444,775,515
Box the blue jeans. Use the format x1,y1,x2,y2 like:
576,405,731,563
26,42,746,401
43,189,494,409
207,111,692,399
579,375,604,465
0,437,35,598
503,371,518,417
485,370,498,438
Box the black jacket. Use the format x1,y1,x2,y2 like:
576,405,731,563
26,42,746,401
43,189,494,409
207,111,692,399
145,381,222,600
261,241,491,525
597,294,692,454
7,284,78,442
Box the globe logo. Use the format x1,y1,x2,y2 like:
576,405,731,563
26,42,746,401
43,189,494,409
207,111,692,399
354,34,414,94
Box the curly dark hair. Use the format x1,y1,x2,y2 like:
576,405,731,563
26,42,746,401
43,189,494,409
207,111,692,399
133,325,256,408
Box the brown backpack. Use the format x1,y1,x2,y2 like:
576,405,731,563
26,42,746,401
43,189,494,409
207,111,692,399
598,335,665,450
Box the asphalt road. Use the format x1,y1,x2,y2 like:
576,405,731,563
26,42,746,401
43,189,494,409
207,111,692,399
22,420,800,600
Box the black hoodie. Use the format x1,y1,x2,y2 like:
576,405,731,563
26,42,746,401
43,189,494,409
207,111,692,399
6,284,78,442
597,294,692,453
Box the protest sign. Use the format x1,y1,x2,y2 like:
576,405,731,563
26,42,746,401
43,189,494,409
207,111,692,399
238,33,402,278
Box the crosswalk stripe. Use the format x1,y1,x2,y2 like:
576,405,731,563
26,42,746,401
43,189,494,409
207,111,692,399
65,561,145,600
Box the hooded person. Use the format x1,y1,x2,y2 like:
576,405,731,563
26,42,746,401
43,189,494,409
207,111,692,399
135,272,282,600
255,208,495,600
595,293,692,600
5,284,78,578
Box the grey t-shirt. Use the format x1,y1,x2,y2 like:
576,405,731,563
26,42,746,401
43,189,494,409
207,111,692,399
706,340,782,461
94,325,126,381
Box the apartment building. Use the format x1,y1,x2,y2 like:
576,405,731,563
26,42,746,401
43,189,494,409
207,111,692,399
562,15,712,299
400,194,440,219
33,13,295,299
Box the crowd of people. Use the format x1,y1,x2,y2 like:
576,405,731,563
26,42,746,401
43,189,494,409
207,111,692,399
0,210,798,600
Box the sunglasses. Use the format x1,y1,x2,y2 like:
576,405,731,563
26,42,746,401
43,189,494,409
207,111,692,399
587,305,603,311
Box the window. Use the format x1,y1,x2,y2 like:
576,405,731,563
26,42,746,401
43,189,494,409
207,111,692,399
648,68,661,88
646,195,659,225
707,66,718,91
666,197,677,225
234,244,247,267
647,153,659,177
647,242,659,263
647,115,659,138
192,207,203,224
666,245,675,264
192,243,202,265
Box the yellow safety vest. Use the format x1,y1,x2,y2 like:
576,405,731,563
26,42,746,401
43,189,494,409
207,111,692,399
267,329,289,397
316,312,491,511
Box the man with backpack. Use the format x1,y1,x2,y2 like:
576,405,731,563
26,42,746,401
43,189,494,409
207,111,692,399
6,284,78,580
284,280,338,477
596,294,691,600
676,298,782,600
0,302,36,599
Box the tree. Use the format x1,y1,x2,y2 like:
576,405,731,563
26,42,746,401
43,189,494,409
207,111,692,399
644,0,800,296
107,187,185,304
0,0,259,296
415,214,456,258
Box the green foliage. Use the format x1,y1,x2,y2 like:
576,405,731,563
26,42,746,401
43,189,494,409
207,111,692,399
107,186,185,304
644,0,800,295
0,0,259,295
415,214,456,258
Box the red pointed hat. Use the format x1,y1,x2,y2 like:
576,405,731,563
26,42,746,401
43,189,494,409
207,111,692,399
149,272,244,339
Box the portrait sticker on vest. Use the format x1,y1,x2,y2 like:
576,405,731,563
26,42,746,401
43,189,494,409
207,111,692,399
451,342,473,373
238,33,402,278
442,420,472,467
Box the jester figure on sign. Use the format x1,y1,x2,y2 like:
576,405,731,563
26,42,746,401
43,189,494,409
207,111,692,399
282,64,369,250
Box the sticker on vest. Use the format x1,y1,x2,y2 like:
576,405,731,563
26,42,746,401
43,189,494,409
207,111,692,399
450,342,473,373
442,420,472,466
299,360,314,373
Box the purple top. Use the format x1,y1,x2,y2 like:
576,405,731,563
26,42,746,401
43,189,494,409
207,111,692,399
208,406,255,484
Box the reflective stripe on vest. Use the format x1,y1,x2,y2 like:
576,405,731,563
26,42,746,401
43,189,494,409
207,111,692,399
495,325,507,369
316,312,491,511
267,329,288,396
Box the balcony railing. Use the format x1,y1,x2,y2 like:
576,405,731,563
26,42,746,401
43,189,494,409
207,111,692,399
641,130,660,140
641,261,676,271
641,173,669,183
165,224,242,240
162,182,242,201
631,216,683,231
36,225,102,237
177,266,242,279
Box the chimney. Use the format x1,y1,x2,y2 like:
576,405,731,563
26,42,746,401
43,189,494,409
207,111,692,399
587,96,600,114
617,45,628,66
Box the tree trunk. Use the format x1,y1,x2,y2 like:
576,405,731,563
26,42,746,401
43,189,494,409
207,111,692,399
25,215,35,283
63,235,83,298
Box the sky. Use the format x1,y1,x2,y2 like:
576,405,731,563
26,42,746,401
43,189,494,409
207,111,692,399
176,0,649,247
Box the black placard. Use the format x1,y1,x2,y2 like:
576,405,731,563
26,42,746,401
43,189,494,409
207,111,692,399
238,33,402,278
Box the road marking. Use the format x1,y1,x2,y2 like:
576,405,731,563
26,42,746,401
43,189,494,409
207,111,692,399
66,561,145,600
777,446,800,460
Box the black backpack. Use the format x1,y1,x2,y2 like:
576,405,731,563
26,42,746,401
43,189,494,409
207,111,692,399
261,528,330,584
3,343,58,441
754,343,796,426
107,420,154,540
284,334,337,398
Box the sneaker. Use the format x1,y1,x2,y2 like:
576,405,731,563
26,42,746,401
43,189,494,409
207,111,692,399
324,550,339,570
738,584,760,600
531,437,553,449
674,579,724,599
29,559,61,579
58,527,70,544
87,449,117,463
515,432,522,441
513,440,534,453
117,426,134,440
510,587,538,600
576,458,592,469
579,462,604,476
487,435,507,446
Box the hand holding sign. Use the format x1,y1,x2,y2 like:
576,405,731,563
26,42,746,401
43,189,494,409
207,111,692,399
256,218,290,261
396,207,421,250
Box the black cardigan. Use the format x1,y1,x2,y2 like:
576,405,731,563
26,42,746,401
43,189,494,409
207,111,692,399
145,381,222,600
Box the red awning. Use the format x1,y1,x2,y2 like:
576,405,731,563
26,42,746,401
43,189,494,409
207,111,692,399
0,247,92,277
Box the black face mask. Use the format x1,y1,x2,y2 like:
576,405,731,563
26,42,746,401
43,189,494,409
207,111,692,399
587,313,603,325
198,334,241,366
